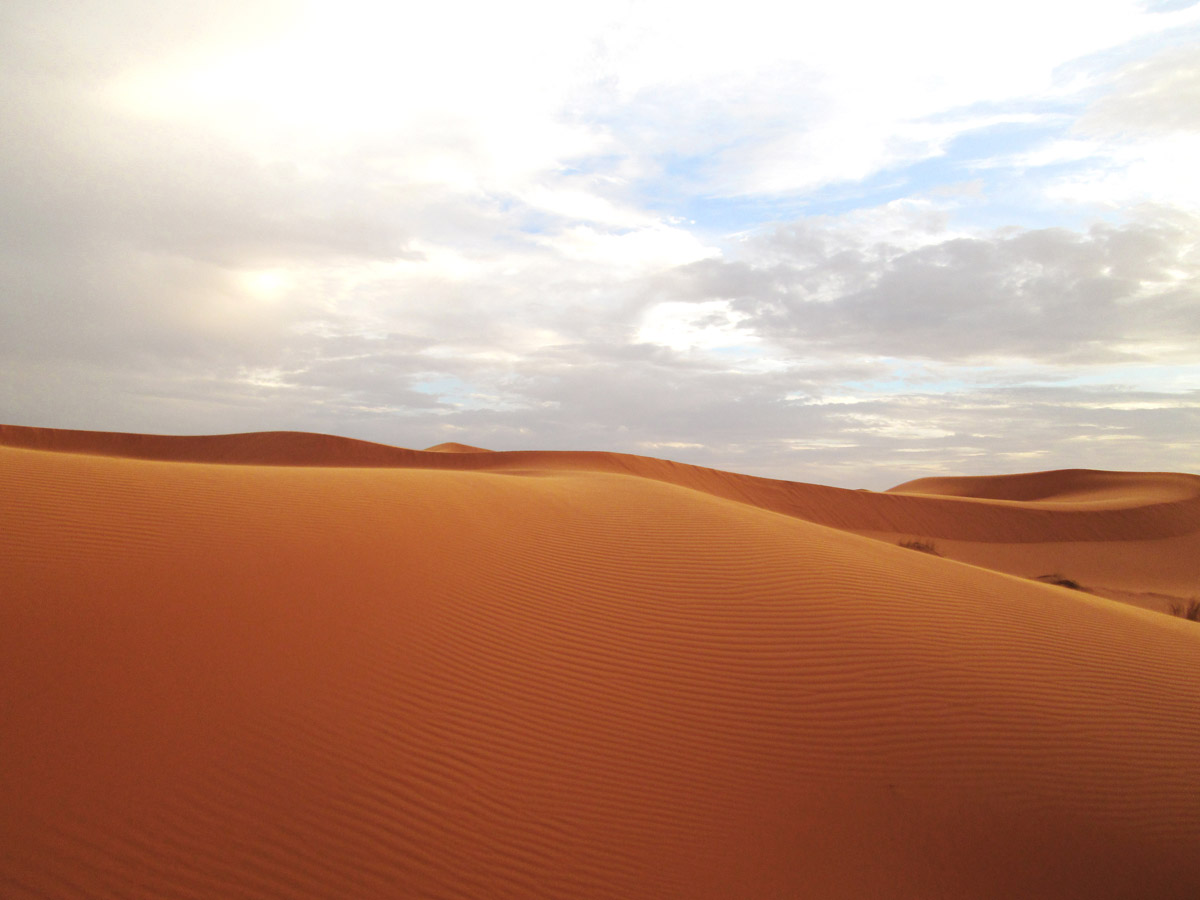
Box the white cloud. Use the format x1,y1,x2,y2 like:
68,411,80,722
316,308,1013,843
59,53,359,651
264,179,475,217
636,299,758,352
542,223,717,270
1046,135,1200,209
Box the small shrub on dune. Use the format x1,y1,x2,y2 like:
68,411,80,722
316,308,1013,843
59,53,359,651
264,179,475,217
1169,599,1200,621
1035,573,1087,591
898,539,942,556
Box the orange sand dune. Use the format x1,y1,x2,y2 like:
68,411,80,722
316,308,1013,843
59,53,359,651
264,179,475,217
2,426,1199,898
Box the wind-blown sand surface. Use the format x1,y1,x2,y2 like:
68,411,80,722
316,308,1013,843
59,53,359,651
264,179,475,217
3,424,1199,898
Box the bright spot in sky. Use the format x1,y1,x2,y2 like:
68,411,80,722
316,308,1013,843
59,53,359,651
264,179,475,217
637,300,759,352
241,270,291,300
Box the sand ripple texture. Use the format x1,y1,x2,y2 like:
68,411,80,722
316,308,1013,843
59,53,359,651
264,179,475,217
3,425,1199,899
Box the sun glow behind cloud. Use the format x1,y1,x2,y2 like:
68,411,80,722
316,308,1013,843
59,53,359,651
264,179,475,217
105,3,603,173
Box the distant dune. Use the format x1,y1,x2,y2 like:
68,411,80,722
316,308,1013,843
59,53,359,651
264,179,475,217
423,441,495,453
3,425,1199,898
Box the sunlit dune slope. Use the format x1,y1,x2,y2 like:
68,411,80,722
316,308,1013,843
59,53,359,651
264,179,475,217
3,427,1200,898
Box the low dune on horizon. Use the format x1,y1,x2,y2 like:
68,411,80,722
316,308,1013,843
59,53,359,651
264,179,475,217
3,423,1199,898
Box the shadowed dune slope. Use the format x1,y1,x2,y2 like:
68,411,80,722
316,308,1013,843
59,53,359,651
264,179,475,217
0,424,426,467
2,429,1200,899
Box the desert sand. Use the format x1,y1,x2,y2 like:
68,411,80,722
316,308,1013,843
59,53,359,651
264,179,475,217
2,424,1199,898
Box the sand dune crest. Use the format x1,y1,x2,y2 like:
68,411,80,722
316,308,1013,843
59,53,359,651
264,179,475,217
423,441,494,453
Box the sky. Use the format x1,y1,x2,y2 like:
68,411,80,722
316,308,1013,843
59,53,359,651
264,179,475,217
2,0,1198,488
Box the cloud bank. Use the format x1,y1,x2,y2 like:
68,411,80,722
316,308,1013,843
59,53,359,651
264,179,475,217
2,0,1198,487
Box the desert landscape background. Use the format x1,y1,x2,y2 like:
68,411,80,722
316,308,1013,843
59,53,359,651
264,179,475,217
3,423,1199,898
4,3,1200,896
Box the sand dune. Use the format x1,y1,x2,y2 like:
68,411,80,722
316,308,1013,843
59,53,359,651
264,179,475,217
3,425,1199,898
424,441,495,453
890,468,1199,506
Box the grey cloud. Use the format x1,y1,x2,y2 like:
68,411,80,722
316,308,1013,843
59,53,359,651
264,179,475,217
664,213,1200,364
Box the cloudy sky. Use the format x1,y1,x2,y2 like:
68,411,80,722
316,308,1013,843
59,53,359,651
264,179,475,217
2,0,1198,487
